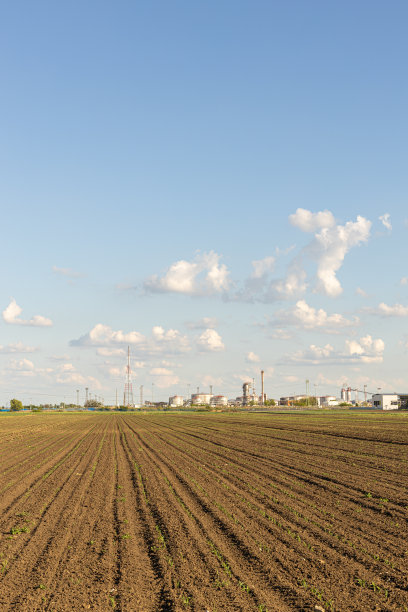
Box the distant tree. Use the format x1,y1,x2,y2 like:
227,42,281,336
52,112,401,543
84,399,103,408
10,398,23,412
264,399,276,406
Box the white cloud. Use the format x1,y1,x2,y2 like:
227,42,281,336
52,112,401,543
96,347,126,357
269,264,307,300
288,335,384,365
246,351,260,363
251,256,275,279
186,317,218,329
379,213,392,231
356,287,368,297
345,335,384,363
56,371,101,387
201,374,224,389
197,329,225,352
71,324,145,347
289,208,336,232
3,298,53,327
400,277,408,286
9,358,35,372
52,265,82,278
283,375,299,383
0,342,37,354
151,326,190,353
270,328,293,340
234,211,370,302
72,324,190,355
273,300,358,331
309,215,371,297
368,302,408,317
144,251,230,296
150,367,179,388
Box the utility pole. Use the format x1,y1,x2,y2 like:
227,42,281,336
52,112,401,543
306,379,310,406
116,388,118,408
140,385,143,407
85,387,89,405
364,384,367,405
76,389,79,410
152,382,154,405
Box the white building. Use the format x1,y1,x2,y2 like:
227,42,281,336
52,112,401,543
371,394,399,410
319,396,338,407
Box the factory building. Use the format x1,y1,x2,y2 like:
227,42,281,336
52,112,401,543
318,396,338,407
371,394,399,410
168,395,184,407
279,395,307,406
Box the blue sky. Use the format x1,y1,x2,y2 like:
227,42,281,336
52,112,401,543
1,1,408,405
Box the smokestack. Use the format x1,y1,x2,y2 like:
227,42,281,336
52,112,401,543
261,370,264,405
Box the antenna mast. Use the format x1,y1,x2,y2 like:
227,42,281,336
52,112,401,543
123,346,134,407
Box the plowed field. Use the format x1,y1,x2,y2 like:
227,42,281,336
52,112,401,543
0,411,407,611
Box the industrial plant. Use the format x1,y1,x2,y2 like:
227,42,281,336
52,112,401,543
114,348,407,411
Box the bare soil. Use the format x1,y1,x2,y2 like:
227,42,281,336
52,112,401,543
0,411,407,611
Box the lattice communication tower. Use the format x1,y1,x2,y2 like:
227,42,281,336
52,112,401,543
123,346,134,407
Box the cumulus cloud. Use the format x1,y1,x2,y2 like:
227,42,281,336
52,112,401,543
289,208,336,232
197,329,225,352
0,342,37,354
71,324,145,347
400,277,408,286
3,298,53,327
273,300,358,332
379,213,392,231
9,358,35,373
366,302,408,317
251,257,276,279
261,210,371,300
151,326,190,353
246,351,260,363
72,324,190,355
345,335,384,363
309,215,371,297
144,251,230,296
288,335,384,365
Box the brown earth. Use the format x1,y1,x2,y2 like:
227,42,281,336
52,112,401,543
0,411,407,611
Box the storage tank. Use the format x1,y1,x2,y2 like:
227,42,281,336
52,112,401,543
191,393,213,405
210,395,228,406
168,395,184,407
